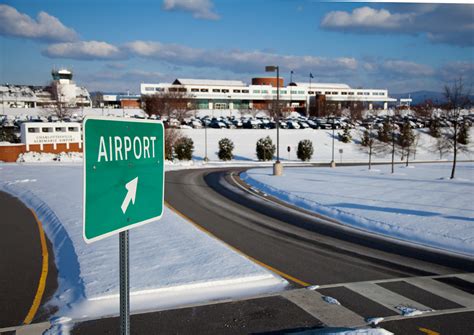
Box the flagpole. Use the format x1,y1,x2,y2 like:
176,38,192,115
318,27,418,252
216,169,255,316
290,70,293,112
308,73,313,117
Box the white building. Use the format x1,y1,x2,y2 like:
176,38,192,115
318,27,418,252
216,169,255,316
141,78,397,114
0,69,91,110
51,69,91,107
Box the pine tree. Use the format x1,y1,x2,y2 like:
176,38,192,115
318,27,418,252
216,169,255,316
399,121,416,166
256,136,275,161
338,125,352,143
218,138,234,161
378,119,391,143
174,137,194,160
297,139,314,161
361,129,371,147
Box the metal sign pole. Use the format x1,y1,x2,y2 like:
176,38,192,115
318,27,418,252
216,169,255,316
120,231,130,335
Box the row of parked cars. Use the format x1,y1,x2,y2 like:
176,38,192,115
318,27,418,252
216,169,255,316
157,113,474,131
2,112,472,132
161,115,355,130
359,114,474,130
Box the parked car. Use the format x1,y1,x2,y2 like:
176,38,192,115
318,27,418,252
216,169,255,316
298,121,310,129
287,121,301,129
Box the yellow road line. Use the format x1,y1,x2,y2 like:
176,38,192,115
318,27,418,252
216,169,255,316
165,201,310,287
23,209,49,325
419,328,440,335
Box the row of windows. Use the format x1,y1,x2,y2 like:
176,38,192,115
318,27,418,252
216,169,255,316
144,86,386,97
190,88,251,94
28,127,79,133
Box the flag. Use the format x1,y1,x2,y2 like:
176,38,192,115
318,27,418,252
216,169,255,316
309,73,314,79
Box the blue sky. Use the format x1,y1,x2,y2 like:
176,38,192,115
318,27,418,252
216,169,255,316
1,0,473,94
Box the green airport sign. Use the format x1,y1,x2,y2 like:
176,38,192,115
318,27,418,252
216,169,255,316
83,117,165,243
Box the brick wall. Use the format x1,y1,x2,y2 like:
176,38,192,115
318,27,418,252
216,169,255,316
0,142,82,162
0,144,26,162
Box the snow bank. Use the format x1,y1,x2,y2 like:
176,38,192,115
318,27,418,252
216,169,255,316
308,328,393,335
0,164,287,325
17,152,83,163
243,163,474,257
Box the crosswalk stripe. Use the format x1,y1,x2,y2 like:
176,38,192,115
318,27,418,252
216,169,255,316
406,277,474,308
454,273,474,283
282,289,366,328
345,282,433,314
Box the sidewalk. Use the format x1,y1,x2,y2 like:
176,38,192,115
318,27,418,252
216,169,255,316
72,291,324,334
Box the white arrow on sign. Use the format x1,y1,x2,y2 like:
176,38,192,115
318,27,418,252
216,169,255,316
121,177,138,214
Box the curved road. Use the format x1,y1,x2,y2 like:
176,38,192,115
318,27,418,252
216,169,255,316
165,167,473,287
0,191,58,329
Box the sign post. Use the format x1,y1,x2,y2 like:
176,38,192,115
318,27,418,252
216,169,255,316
83,117,164,335
120,231,129,335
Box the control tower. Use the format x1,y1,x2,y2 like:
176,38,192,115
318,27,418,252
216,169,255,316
51,68,91,107
52,68,73,84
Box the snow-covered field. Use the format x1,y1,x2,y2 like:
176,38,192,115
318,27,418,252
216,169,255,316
243,163,474,257
180,128,473,163
12,127,474,165
1,125,472,332
0,163,287,331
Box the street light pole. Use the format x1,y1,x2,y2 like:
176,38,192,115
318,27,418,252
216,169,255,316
204,122,208,162
277,66,280,163
330,117,336,168
265,65,282,176
289,70,293,111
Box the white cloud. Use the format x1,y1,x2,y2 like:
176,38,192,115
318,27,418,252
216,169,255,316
43,41,125,60
123,40,358,75
78,69,166,92
162,0,219,20
439,61,474,83
321,7,414,30
381,60,434,77
0,4,78,42
321,5,474,47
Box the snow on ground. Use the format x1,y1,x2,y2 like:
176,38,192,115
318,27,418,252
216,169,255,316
323,296,341,305
1,125,473,331
2,107,146,118
304,328,393,335
0,163,287,329
9,128,473,166
243,163,474,257
179,128,474,163
395,305,433,317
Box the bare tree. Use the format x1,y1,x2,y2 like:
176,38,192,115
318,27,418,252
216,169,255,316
268,98,284,119
413,99,435,119
360,127,376,170
47,100,72,120
412,132,421,161
90,91,104,108
376,116,398,173
399,121,416,167
443,77,471,179
432,135,450,160
143,91,194,122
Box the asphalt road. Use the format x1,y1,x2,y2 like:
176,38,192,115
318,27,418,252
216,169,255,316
162,167,474,334
69,166,473,334
0,191,58,329
165,168,471,287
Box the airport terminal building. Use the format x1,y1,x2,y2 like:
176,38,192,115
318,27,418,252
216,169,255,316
141,78,397,114
1,69,91,109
